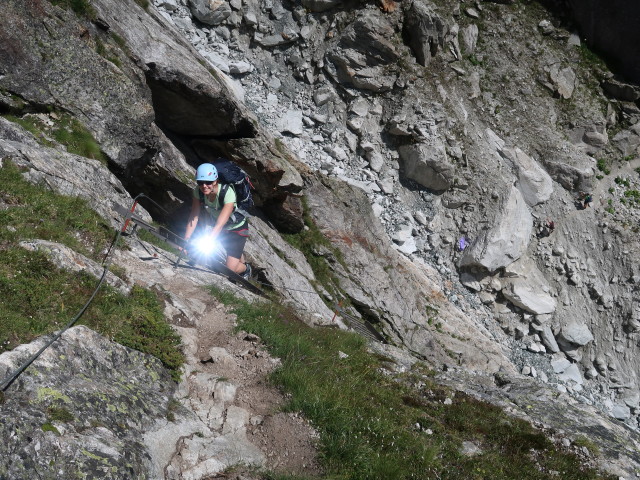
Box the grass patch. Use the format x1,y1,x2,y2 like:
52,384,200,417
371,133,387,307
0,162,184,381
0,161,113,257
48,406,74,423
282,196,346,298
614,176,630,187
596,158,611,175
51,116,105,162
3,113,106,163
467,54,482,66
624,190,640,205
210,289,611,480
50,0,96,18
41,422,61,435
573,435,600,456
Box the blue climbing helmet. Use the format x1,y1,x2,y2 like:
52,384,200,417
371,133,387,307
195,163,218,182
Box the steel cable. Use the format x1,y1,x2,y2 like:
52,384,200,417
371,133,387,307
0,194,145,392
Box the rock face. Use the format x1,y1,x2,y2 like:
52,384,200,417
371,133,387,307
3,0,640,476
460,187,533,272
0,0,303,231
0,326,179,479
567,0,640,84
0,118,151,229
324,10,400,92
398,143,455,191
403,0,447,66
304,174,515,375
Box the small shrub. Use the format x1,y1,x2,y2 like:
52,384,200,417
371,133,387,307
614,177,630,187
596,158,611,175
624,190,640,204
48,406,74,423
41,423,61,435
467,55,482,66
50,0,95,18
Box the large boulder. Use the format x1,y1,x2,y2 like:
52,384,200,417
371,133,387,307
503,147,553,206
324,10,400,92
398,143,455,191
485,129,553,206
538,141,595,192
459,186,533,272
501,256,557,315
189,0,232,25
0,326,185,479
403,0,448,66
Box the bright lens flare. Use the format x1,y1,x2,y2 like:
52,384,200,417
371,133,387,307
193,235,219,256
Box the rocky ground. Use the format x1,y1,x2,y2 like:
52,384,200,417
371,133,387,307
2,0,640,477
152,0,640,433
118,241,322,479
0,235,322,479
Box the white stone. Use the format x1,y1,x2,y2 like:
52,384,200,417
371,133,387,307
557,363,583,385
610,404,631,420
559,322,594,346
460,187,533,272
278,110,304,136
349,98,370,117
551,357,571,374
229,61,253,74
367,151,384,172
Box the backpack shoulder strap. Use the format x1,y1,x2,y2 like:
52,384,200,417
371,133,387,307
219,184,231,203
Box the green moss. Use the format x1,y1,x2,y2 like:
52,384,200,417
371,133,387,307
41,422,61,435
596,158,611,175
36,387,71,404
50,0,96,19
81,449,109,464
48,406,75,422
574,435,600,456
3,112,106,163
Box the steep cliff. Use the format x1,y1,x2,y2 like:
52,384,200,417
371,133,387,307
1,0,640,478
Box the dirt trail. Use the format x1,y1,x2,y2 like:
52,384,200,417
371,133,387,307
114,241,321,479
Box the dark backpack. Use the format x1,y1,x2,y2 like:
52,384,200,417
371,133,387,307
198,159,254,219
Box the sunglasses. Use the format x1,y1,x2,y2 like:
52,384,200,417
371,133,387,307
197,180,214,186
